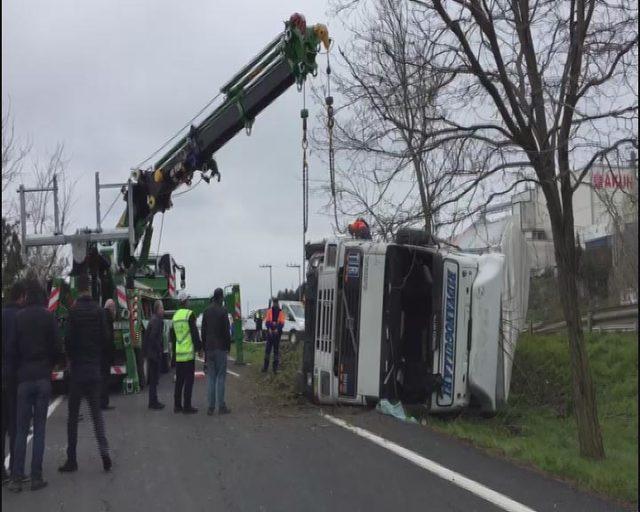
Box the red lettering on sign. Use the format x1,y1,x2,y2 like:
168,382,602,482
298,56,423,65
593,174,603,188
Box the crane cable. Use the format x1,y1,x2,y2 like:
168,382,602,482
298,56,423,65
100,191,122,225
301,83,309,236
131,92,223,171
325,49,341,233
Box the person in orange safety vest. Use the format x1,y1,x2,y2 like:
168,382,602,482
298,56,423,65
348,218,371,240
261,298,286,374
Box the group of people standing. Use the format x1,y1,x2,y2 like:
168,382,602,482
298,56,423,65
2,274,113,493
139,289,233,416
2,278,288,493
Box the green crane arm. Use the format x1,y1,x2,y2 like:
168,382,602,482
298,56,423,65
116,14,329,270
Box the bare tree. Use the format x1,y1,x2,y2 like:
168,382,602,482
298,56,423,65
396,0,639,458
316,0,471,238
2,105,32,215
1,105,75,284
22,143,75,281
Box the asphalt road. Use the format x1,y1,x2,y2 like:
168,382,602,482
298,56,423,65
1,361,630,512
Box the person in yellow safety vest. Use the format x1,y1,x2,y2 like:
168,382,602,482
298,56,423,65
261,298,286,374
170,293,202,414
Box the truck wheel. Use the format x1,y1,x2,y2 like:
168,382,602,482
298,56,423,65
289,330,298,345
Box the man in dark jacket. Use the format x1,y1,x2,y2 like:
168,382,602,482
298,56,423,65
58,274,112,474
201,288,231,416
8,279,62,492
2,281,26,485
253,309,263,342
100,299,116,410
143,300,165,410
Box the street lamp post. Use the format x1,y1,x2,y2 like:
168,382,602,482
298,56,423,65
259,264,273,300
286,263,302,300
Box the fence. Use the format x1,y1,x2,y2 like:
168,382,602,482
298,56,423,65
525,303,638,334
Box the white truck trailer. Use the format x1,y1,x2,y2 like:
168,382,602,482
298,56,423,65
303,230,515,415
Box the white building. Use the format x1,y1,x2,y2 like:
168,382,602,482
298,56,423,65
452,162,638,273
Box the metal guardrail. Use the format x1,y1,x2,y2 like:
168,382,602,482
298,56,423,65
525,303,638,334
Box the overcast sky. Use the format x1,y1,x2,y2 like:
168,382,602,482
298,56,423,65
3,0,346,314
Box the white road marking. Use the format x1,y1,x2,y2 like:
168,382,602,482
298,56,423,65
195,356,240,378
321,413,537,512
5,395,64,471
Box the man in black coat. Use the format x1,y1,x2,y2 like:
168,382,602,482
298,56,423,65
100,299,116,410
2,280,26,485
58,274,112,474
201,288,231,416
8,279,62,492
143,300,165,410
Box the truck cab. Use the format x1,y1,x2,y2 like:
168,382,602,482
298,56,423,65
305,235,507,415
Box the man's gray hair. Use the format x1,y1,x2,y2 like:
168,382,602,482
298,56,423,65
154,300,164,314
104,298,116,313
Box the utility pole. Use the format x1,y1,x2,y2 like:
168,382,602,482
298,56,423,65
286,263,302,300
259,264,273,300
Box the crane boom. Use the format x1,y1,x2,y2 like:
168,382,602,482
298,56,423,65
116,14,329,270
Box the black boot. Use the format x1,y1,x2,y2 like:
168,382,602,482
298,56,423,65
30,477,48,491
58,460,78,472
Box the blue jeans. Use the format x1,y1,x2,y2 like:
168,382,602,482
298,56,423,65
12,378,51,480
206,350,227,410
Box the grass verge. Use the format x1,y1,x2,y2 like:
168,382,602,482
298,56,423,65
428,332,638,506
231,341,306,409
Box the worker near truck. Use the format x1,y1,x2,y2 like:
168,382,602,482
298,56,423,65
201,288,232,416
253,309,263,342
171,293,202,414
262,298,285,374
59,274,112,474
9,279,63,492
2,280,26,485
100,299,116,411
143,300,166,410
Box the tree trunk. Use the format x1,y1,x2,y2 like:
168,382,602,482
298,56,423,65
412,155,431,235
550,217,605,459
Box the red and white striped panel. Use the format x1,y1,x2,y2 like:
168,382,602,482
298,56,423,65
116,285,127,309
235,298,241,320
51,371,65,381
168,273,176,297
110,365,127,375
48,287,60,312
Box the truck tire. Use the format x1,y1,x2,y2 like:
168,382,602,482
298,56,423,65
395,228,434,247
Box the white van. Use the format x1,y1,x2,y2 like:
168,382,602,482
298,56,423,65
278,300,306,344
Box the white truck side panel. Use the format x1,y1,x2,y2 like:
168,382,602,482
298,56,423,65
469,253,505,412
356,252,386,399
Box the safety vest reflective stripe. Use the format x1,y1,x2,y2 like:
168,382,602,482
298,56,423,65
172,309,194,362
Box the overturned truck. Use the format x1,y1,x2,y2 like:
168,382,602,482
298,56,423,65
303,229,520,415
